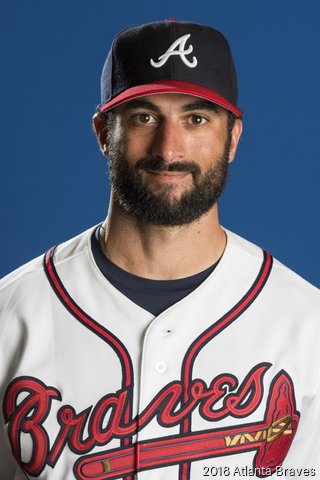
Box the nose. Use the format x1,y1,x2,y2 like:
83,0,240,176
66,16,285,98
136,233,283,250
150,120,185,162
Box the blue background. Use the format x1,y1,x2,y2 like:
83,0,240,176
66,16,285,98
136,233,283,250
1,1,319,287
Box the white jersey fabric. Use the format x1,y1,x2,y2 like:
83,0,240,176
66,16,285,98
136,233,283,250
0,225,319,480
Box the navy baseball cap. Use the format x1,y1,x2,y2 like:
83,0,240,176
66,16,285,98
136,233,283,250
99,20,242,117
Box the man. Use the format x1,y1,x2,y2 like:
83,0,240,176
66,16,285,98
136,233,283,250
0,20,319,480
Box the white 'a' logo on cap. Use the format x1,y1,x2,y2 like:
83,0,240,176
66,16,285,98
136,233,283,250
150,34,198,68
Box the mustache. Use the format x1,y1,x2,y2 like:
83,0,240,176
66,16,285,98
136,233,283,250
135,157,201,176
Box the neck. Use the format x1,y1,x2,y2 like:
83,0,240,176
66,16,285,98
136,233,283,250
100,196,226,280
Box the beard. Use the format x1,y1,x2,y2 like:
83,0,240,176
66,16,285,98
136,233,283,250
107,138,231,227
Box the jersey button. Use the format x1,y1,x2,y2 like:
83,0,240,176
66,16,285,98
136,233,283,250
155,361,167,373
161,329,172,336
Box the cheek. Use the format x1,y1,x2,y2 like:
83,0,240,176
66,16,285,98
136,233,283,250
123,134,153,161
186,134,224,164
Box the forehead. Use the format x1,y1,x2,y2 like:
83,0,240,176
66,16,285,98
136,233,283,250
114,93,226,114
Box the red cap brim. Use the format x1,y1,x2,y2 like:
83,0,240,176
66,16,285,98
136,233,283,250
99,80,242,117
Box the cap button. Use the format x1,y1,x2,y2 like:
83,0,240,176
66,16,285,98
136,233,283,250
165,18,177,21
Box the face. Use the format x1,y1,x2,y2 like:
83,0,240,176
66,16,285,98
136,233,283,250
99,94,242,226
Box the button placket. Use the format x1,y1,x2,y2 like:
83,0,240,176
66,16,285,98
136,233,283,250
137,317,178,452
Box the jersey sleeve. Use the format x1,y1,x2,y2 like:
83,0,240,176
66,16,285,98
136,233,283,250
0,282,23,479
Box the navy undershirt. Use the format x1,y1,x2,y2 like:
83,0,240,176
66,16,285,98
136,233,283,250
91,228,219,316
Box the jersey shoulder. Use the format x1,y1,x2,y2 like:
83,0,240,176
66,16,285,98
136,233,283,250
226,228,320,310
0,225,97,301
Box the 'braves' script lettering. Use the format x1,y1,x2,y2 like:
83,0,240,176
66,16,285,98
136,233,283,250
4,364,269,476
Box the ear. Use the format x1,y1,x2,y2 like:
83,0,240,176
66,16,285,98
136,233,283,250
92,112,108,155
228,118,243,164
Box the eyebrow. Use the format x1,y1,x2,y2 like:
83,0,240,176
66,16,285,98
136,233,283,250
121,97,221,114
122,99,161,113
181,99,220,113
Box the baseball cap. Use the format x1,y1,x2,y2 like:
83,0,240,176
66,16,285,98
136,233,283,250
99,20,242,117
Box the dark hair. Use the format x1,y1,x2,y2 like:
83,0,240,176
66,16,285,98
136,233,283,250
95,109,116,144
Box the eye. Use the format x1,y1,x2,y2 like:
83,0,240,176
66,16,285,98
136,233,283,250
132,113,157,125
189,115,208,125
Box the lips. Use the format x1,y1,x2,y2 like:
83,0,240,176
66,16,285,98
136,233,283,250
144,169,192,182
136,158,200,184
145,169,190,176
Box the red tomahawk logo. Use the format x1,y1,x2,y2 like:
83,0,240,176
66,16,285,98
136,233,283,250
74,372,299,479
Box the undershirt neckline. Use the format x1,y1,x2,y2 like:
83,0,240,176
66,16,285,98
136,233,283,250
91,227,220,316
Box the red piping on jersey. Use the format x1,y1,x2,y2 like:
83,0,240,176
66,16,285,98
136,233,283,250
44,247,135,480
44,246,273,480
179,250,273,480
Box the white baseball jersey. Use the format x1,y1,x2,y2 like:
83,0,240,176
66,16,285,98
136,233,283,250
1,225,320,480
